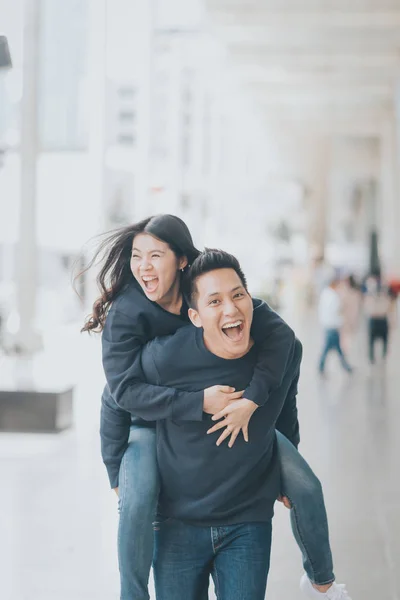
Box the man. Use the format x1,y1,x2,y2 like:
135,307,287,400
318,277,352,375
141,249,302,600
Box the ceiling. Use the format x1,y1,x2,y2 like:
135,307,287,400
205,0,400,131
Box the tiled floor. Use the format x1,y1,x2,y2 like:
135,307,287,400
1,312,399,599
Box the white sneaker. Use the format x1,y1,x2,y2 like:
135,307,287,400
300,574,352,599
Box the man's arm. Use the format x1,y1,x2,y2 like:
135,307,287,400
244,299,296,407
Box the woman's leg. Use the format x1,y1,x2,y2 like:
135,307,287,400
118,424,159,600
276,430,335,586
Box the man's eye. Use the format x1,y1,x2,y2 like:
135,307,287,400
152,254,161,259
234,293,244,298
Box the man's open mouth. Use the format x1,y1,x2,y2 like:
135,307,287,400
142,276,158,293
221,320,244,341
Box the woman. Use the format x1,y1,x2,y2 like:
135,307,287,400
80,214,348,600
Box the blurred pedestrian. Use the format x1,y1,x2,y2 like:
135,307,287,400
318,278,353,374
340,274,362,354
364,275,396,364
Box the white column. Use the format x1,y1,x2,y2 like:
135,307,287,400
379,102,400,279
14,0,42,353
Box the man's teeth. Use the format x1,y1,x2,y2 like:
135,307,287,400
222,321,242,329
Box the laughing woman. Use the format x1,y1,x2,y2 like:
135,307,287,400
80,214,350,600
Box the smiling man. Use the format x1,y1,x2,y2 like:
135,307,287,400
140,249,302,600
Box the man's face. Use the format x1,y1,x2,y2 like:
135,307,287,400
188,268,253,359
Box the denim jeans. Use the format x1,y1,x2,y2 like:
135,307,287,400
118,424,159,600
118,425,335,599
319,328,352,373
153,518,272,600
276,430,335,585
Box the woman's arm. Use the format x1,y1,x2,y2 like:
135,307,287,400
100,389,132,489
100,306,240,486
275,339,302,448
102,308,204,422
245,298,296,406
102,307,241,421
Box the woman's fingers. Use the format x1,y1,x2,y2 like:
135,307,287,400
241,426,249,442
216,426,234,447
207,420,228,434
228,429,240,448
227,390,245,401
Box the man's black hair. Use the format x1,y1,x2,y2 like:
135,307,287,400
184,248,248,308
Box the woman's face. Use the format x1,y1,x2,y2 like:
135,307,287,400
130,233,187,304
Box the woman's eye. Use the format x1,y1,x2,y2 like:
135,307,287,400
234,293,244,299
131,255,140,260
152,254,161,259
209,299,219,305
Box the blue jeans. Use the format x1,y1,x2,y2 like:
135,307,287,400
153,518,272,600
118,425,159,600
118,425,334,598
319,328,352,373
277,430,334,585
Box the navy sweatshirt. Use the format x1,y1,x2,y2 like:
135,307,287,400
141,328,302,525
101,282,295,488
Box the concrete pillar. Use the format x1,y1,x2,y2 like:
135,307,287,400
380,118,400,278
307,136,330,259
13,0,42,353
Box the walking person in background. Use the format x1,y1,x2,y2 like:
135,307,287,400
340,274,362,354
364,275,396,364
318,278,353,375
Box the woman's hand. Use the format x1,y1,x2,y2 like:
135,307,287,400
207,398,258,448
203,385,244,415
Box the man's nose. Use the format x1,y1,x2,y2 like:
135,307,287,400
223,300,239,316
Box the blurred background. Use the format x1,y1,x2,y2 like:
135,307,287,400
1,1,400,599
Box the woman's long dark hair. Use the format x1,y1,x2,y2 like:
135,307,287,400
76,214,200,333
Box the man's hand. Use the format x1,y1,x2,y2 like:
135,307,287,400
203,385,244,415
207,398,258,448
113,487,119,497
277,495,291,509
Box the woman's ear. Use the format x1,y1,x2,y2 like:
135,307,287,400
179,256,188,271
188,307,202,328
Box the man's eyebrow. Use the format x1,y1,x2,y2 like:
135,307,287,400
206,285,244,298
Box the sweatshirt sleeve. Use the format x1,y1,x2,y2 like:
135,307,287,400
275,338,302,448
100,389,132,489
244,299,296,406
102,307,204,422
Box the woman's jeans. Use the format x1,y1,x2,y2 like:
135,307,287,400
118,425,335,600
276,430,334,585
118,425,159,600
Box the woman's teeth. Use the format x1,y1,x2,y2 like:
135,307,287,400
142,276,158,291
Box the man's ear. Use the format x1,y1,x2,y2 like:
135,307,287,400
188,307,202,328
